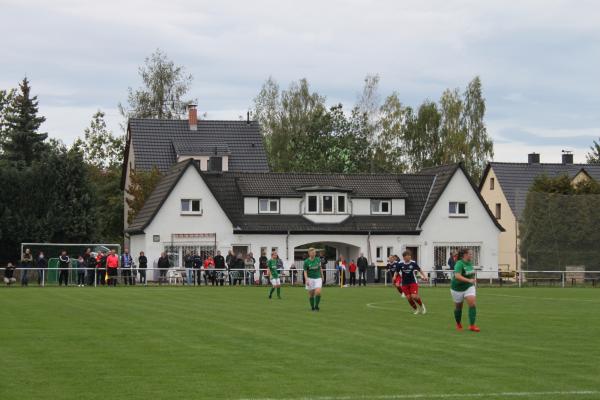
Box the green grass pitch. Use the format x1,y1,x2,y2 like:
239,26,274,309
0,286,598,400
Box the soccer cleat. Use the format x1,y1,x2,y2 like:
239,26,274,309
413,307,420,315
401,293,406,298
456,323,463,331
420,304,427,314
469,325,481,332
315,306,320,311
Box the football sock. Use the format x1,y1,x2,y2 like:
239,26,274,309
315,295,321,308
309,296,315,309
407,298,417,309
269,288,275,298
415,298,423,306
276,287,281,298
454,308,463,324
468,306,477,325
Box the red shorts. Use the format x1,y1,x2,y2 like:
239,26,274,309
394,276,402,286
401,283,419,296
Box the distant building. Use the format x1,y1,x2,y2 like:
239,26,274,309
479,152,600,273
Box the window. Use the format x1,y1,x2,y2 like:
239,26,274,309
322,195,333,213
307,195,318,213
490,177,495,190
376,246,383,260
181,199,202,214
337,195,346,213
371,200,391,215
449,201,467,217
208,156,222,172
259,198,279,214
495,203,501,220
386,247,393,257
434,245,481,268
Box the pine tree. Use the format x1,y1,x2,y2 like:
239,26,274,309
3,78,47,164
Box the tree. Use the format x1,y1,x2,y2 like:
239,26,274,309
73,110,124,169
372,93,408,173
125,166,162,224
587,138,600,164
119,49,194,126
0,88,16,150
3,78,47,164
461,76,493,181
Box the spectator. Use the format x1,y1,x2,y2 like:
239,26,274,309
245,252,256,285
230,253,244,286
337,256,347,285
86,252,97,285
4,262,16,286
204,255,216,286
349,259,357,286
20,248,33,286
259,251,268,285
36,251,47,286
83,248,94,285
106,249,119,286
157,252,170,285
357,252,368,286
121,248,133,285
96,251,106,286
448,251,457,270
184,252,194,286
214,250,226,286
289,264,298,285
138,251,147,285
76,256,86,287
226,250,235,285
320,251,328,285
58,251,70,287
276,255,284,279
193,252,204,285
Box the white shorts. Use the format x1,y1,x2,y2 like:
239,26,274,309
270,278,281,286
450,286,476,303
306,278,322,291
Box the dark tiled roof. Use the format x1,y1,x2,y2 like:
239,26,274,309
127,161,503,234
126,161,191,233
235,173,409,198
201,171,433,234
482,162,600,218
172,138,230,156
127,118,269,173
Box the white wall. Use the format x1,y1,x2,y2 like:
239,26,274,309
280,198,301,214
391,199,405,216
419,169,500,278
244,197,258,214
351,199,371,215
129,165,237,280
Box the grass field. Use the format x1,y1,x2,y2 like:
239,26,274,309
0,286,598,400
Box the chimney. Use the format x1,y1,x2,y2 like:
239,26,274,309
188,104,198,131
561,150,573,164
528,153,540,164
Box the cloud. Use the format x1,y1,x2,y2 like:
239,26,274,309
0,0,598,161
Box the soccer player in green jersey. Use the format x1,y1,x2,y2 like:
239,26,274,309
266,250,282,299
303,247,323,311
450,248,480,332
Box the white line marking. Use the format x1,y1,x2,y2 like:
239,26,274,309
366,301,397,310
238,390,599,400
486,293,600,303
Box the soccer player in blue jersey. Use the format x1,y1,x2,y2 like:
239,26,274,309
392,250,428,314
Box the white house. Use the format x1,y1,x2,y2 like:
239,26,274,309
125,157,503,281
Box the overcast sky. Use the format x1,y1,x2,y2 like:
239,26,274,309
1,0,599,163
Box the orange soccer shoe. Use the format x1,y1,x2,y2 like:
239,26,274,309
456,323,463,331
469,325,481,333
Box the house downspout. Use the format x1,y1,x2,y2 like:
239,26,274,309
367,231,372,263
286,230,290,262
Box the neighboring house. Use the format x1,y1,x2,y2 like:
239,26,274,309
121,105,269,230
479,152,600,273
126,158,504,281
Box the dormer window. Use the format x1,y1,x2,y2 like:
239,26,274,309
305,193,348,215
371,199,391,215
208,156,222,172
259,198,279,214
